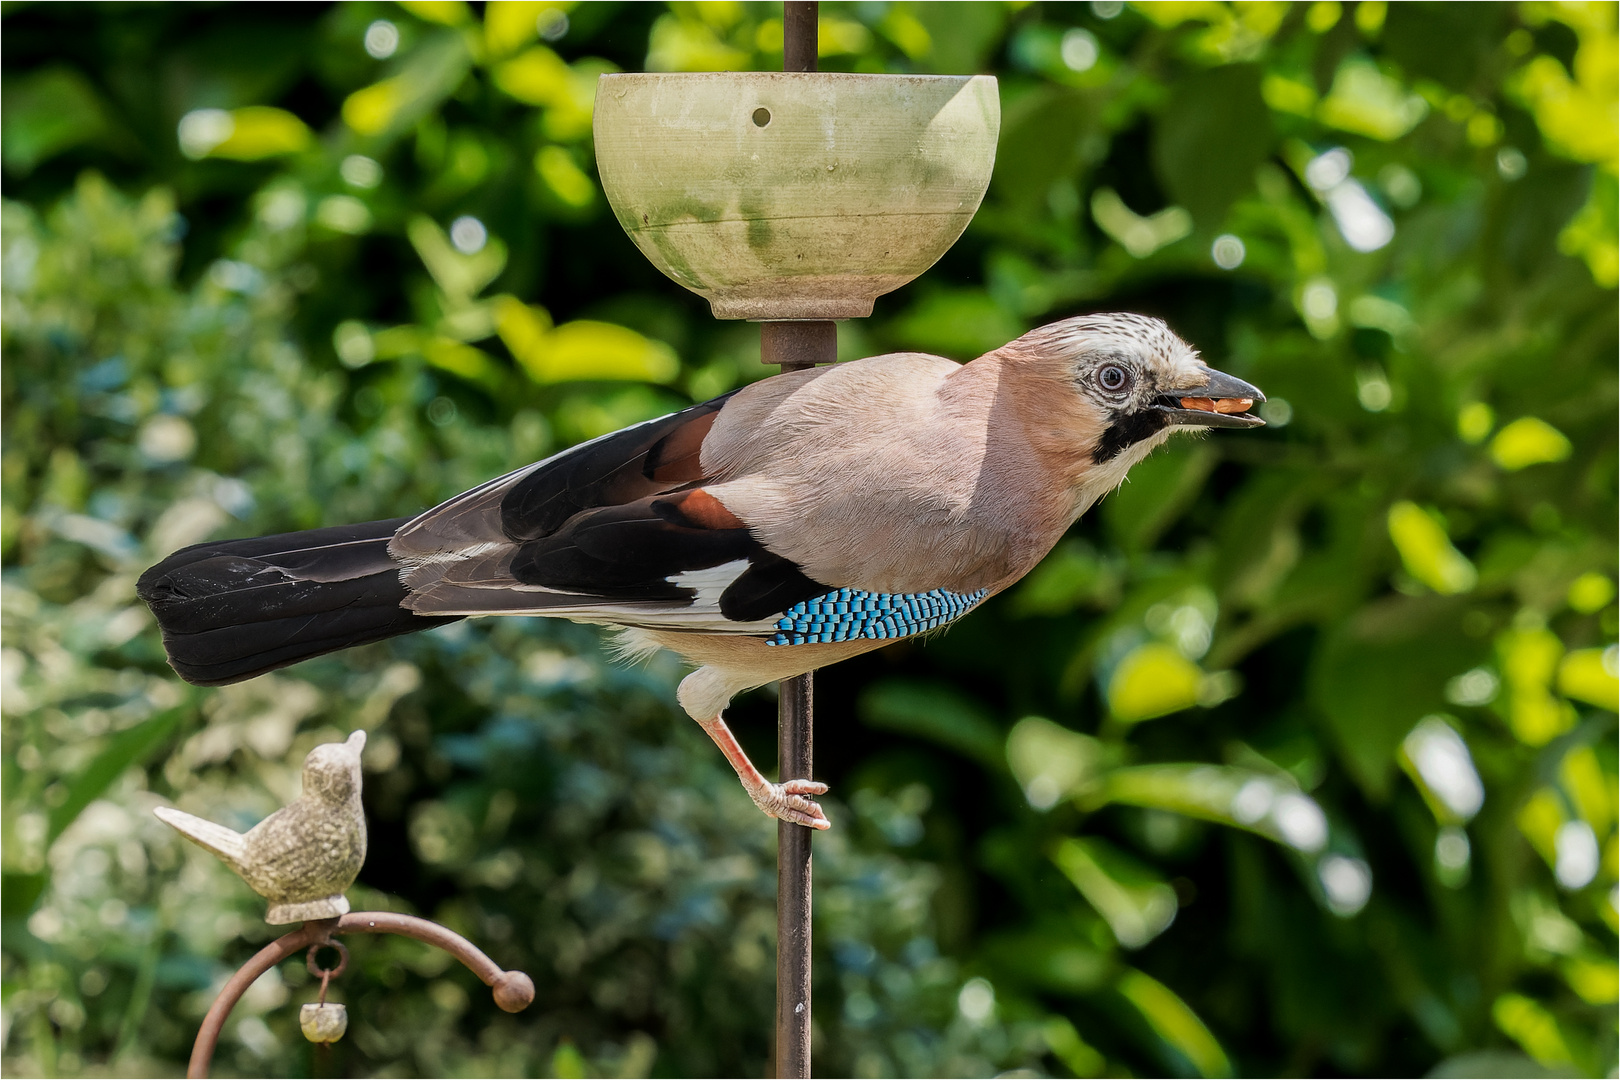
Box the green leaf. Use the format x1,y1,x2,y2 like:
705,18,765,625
552,385,686,443
1151,63,1273,230
887,288,1025,359
1387,502,1477,594
1316,57,1429,141
992,87,1099,211
48,706,187,846
858,679,1003,767
1490,417,1572,471
1085,763,1329,854
1559,647,1619,712
981,925,1114,994
1053,837,1178,949
1,66,109,174
1492,993,1577,1069
1007,541,1123,617
912,2,1006,72
341,32,472,140
1006,716,1105,809
550,1039,589,1079
1311,597,1485,798
1383,3,1511,91
1042,1015,1107,1078
1,872,47,919
407,215,508,301
1103,442,1217,551
181,106,311,161
518,320,680,385
1117,968,1233,1078
1090,188,1192,258
1107,643,1202,723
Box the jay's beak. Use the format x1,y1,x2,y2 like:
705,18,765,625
1154,366,1267,428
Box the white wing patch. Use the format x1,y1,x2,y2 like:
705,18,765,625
666,559,749,608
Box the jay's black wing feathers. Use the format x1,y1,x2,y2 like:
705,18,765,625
510,494,757,597
137,391,824,685
399,391,829,623
502,490,826,616
498,391,735,541
715,551,825,622
136,518,462,686
409,486,827,623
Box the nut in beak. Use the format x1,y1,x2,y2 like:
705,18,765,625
1180,397,1255,415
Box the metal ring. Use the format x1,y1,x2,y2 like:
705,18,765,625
305,940,349,980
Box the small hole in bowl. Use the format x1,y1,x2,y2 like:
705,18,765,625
752,107,771,127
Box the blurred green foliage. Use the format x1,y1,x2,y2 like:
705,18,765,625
2,2,1616,1077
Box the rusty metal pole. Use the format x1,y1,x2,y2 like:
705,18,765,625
770,8,823,1077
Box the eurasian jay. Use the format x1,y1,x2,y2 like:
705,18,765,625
138,313,1264,830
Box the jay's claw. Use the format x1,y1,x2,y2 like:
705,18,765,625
749,779,831,830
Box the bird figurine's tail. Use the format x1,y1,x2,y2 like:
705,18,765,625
153,806,249,869
136,517,462,686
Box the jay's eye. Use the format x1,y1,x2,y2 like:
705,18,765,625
1097,363,1131,392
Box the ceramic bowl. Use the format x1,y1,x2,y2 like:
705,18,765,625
593,72,999,320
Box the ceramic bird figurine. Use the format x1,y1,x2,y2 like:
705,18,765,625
155,731,368,923
138,314,1263,832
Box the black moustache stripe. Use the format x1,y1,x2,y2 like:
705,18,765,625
1093,409,1169,464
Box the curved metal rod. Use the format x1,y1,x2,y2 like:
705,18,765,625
188,920,329,1079
187,911,535,1079
333,911,534,1011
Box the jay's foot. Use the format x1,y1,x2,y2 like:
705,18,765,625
748,779,831,830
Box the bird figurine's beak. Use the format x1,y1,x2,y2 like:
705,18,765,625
1155,366,1267,428
345,730,367,752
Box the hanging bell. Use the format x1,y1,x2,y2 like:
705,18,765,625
299,1002,348,1044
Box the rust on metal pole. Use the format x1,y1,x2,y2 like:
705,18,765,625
771,10,822,1080
187,912,534,1079
764,320,829,1080
770,12,822,1079
774,667,815,1079
760,323,827,1078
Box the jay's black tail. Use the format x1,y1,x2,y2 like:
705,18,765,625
136,517,462,686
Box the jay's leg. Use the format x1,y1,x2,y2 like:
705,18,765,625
676,665,830,829
697,712,830,830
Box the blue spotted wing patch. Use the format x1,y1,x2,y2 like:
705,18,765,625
765,587,988,646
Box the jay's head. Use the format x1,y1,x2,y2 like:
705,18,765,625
1003,312,1265,467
